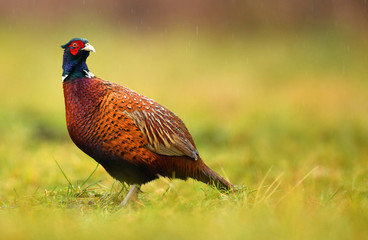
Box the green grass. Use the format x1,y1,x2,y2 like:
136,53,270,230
0,21,368,239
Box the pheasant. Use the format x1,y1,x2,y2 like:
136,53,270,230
61,38,234,205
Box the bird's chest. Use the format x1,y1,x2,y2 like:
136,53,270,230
65,99,94,138
63,79,104,151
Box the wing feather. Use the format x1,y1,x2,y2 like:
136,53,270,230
123,106,198,160
109,84,199,160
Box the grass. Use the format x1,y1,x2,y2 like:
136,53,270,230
0,20,368,239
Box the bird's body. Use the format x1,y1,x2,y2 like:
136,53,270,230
61,38,234,193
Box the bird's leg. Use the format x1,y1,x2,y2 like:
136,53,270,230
120,184,142,207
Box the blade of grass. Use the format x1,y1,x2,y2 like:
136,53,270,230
80,163,100,188
259,172,284,203
254,167,272,204
264,178,282,202
54,158,74,190
83,180,103,191
276,166,319,205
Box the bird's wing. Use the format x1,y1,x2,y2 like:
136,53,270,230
110,86,199,160
124,104,199,160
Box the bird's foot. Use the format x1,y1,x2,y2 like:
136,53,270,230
120,184,142,207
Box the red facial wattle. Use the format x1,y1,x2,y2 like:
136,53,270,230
69,41,85,55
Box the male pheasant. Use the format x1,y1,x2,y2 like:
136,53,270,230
61,38,234,204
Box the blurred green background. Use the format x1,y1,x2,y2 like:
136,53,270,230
1,1,368,239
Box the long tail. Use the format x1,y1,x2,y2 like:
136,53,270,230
155,155,235,191
198,162,234,191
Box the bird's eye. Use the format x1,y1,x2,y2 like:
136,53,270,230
72,42,78,48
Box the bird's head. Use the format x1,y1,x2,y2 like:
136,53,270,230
61,38,96,81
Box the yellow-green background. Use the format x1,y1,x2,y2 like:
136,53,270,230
1,1,367,239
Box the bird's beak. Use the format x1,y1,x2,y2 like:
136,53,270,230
82,43,96,52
